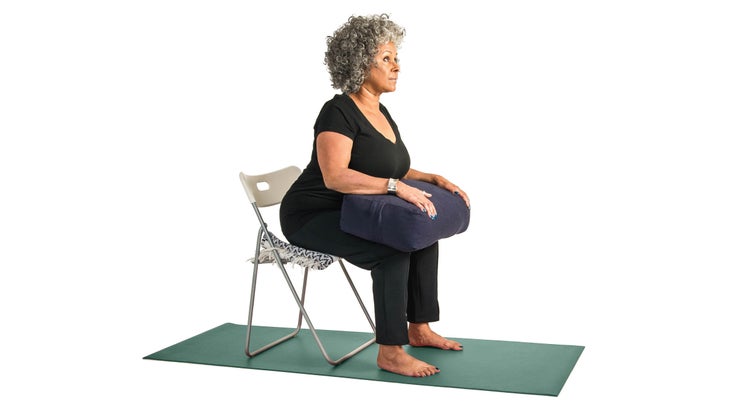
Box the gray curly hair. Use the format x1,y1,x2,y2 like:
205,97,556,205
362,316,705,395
324,14,406,94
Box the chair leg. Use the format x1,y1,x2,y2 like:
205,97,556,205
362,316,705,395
244,242,306,357
339,259,376,332
305,259,377,365
245,240,376,365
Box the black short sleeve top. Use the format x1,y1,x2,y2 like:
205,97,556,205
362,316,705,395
280,94,411,236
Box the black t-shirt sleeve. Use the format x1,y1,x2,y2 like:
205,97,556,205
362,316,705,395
313,97,359,140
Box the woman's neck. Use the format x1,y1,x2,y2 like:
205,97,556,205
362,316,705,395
349,87,380,112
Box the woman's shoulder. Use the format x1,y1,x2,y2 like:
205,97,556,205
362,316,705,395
315,93,360,136
317,93,357,119
322,93,353,109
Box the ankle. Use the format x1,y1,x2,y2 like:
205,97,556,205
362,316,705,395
408,322,431,334
378,344,404,356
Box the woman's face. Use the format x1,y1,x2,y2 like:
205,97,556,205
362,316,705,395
362,42,400,94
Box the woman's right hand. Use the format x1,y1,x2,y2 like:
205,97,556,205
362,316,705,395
397,181,437,219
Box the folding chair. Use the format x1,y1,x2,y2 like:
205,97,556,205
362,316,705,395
239,166,376,365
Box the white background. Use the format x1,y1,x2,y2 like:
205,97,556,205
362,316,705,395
1,1,728,409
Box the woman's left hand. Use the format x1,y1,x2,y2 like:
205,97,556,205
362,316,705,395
435,176,471,209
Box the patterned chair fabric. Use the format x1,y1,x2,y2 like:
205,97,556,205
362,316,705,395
252,231,336,270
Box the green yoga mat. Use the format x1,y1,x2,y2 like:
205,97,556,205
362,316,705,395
144,323,583,396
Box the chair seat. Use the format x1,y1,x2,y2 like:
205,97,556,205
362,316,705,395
253,231,336,270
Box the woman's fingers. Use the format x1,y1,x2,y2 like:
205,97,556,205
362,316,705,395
400,184,438,218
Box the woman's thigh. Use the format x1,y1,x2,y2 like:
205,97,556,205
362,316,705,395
285,210,402,270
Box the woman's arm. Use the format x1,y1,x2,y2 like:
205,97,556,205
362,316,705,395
316,131,389,194
317,132,446,216
405,168,471,209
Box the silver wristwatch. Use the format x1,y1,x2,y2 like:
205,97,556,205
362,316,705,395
387,178,398,195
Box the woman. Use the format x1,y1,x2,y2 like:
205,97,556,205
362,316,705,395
280,14,471,378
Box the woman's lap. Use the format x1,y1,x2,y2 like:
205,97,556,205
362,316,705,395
285,210,401,270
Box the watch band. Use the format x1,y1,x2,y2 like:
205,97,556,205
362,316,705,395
387,178,398,194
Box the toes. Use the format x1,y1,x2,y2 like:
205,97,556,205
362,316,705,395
415,366,439,377
444,339,463,350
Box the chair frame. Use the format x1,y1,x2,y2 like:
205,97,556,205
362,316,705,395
240,168,376,365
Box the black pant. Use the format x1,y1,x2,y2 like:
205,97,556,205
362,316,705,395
285,210,440,345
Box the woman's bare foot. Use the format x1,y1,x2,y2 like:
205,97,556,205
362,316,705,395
377,345,440,377
408,322,463,350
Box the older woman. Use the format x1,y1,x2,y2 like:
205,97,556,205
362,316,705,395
280,14,470,377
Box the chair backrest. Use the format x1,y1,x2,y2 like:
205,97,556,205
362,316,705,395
239,166,302,207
